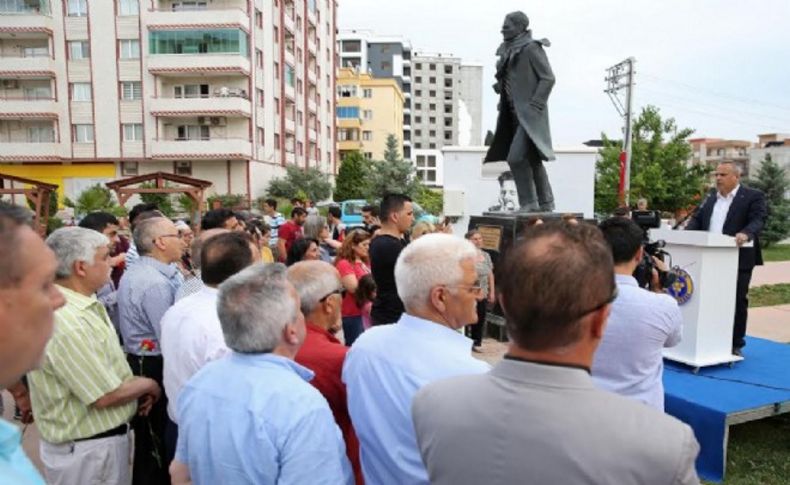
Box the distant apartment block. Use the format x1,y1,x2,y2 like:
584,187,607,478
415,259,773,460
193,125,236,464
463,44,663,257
749,133,790,176
337,29,412,160
0,0,337,204
688,137,751,177
336,66,403,162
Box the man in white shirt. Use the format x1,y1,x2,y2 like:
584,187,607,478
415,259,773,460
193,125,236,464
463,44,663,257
343,234,490,485
594,217,683,410
160,232,258,460
686,161,767,355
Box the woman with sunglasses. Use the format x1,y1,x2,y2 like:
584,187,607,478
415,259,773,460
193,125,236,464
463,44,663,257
334,229,372,346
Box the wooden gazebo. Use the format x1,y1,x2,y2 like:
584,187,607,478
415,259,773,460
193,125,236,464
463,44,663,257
106,172,212,229
0,173,58,235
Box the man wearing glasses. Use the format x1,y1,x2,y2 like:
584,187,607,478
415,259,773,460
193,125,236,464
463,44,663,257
593,217,683,411
343,233,490,485
412,222,699,485
117,217,186,485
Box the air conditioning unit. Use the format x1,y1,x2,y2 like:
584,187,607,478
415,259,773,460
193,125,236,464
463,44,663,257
197,116,210,125
210,116,226,126
2,80,19,89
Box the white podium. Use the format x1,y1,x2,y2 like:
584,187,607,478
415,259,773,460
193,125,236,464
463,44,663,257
651,228,745,369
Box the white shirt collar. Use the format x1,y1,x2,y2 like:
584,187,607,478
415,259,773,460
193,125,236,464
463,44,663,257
717,184,740,201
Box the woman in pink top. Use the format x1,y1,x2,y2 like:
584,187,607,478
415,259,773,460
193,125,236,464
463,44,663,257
334,229,372,346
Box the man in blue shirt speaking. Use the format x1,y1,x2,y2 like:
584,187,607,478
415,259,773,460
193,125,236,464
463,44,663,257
171,263,352,485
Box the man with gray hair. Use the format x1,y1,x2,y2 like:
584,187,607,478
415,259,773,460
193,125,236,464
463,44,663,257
27,227,160,485
117,216,185,485
289,261,363,484
170,263,352,485
0,202,65,485
174,227,228,300
343,233,490,484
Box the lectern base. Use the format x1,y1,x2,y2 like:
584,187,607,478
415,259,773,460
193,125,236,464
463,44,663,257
663,348,743,370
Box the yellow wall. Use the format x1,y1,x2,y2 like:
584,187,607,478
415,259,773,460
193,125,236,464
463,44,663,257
336,68,404,160
0,163,117,206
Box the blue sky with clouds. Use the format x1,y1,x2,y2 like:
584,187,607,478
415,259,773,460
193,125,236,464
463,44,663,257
337,0,790,147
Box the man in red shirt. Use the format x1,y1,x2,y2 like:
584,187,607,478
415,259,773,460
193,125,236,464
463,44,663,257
277,207,308,262
287,260,363,484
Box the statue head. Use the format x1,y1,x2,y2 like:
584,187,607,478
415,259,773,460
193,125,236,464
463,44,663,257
502,11,529,41
498,171,518,211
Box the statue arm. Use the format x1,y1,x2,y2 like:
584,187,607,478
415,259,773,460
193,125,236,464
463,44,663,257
526,43,555,108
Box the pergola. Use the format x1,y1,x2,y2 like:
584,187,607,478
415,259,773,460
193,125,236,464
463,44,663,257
105,172,213,229
0,173,58,235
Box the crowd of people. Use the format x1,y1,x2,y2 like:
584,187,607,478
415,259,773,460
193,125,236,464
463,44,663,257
1,164,764,484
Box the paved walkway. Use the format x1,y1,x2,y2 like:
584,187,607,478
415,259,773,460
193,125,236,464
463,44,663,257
751,261,790,287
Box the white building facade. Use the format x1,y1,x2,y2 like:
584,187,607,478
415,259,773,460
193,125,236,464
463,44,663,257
0,0,337,203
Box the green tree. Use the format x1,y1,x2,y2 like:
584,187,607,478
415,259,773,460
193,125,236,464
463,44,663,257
267,164,332,202
364,134,422,199
63,184,127,217
595,105,708,215
138,182,175,217
334,151,371,201
414,186,443,215
748,154,790,248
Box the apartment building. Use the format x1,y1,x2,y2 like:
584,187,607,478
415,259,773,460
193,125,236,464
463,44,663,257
750,133,790,176
0,0,337,204
336,66,403,162
688,137,751,177
337,29,412,160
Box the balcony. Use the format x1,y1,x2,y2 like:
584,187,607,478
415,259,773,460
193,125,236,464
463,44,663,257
0,1,54,32
147,5,248,29
147,54,250,77
0,55,55,74
0,142,61,159
149,93,251,118
150,137,252,159
0,97,57,114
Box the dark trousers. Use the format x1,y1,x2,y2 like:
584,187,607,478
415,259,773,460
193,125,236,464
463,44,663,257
506,116,554,210
465,300,487,347
733,269,753,349
165,418,178,468
342,315,364,347
126,353,170,485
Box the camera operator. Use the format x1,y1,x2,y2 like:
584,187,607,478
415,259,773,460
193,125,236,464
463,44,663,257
593,217,683,411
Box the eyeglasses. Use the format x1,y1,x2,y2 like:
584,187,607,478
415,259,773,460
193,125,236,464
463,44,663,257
154,233,182,243
319,288,347,302
444,285,484,296
567,285,619,321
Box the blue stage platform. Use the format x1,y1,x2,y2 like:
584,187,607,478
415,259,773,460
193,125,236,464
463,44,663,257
663,337,790,482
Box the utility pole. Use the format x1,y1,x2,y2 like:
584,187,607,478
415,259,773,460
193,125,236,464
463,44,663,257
604,57,636,206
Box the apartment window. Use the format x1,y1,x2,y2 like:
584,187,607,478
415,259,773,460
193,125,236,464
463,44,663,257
120,81,142,100
119,39,140,59
381,61,391,71
149,29,248,56
174,161,192,176
68,41,90,60
255,9,263,28
118,0,139,16
362,109,373,120
362,131,372,141
72,124,94,143
274,133,280,148
415,129,422,137
335,106,359,119
176,125,209,140
274,61,280,79
122,123,143,141
444,117,452,127
257,127,264,141
429,76,436,84
444,131,452,141
429,63,436,70
70,83,92,101
429,103,436,111
284,64,295,87
429,129,436,137
415,62,422,69
415,76,422,83
297,110,303,124
297,141,303,156
414,89,422,97
444,104,452,113
444,64,453,74
429,116,436,124
337,84,357,97
429,90,436,97
364,152,372,160
296,15,302,30
121,161,139,176
274,26,279,43
67,0,87,16
429,142,436,149
444,78,453,88
415,116,422,123
415,102,421,110
170,1,207,10
256,88,264,106
256,49,263,68
27,126,54,143
362,88,372,98
174,84,208,98
274,97,280,114
414,142,422,149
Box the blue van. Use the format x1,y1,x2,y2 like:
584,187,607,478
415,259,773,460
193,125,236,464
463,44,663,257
338,199,438,228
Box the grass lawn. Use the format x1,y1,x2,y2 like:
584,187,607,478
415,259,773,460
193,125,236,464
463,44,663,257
762,244,790,262
749,284,790,307
703,413,790,484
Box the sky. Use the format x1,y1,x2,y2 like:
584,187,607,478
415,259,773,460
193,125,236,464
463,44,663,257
337,0,790,147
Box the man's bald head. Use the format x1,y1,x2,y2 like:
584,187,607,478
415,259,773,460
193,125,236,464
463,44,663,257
191,228,229,269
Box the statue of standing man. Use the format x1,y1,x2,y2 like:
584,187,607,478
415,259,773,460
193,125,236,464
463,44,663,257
484,11,556,213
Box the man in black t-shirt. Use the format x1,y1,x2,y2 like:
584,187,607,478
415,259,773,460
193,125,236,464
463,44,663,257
369,194,414,325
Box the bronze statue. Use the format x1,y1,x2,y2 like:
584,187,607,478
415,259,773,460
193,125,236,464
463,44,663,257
484,11,556,213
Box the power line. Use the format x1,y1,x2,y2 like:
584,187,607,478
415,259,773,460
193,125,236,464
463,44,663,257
634,95,789,132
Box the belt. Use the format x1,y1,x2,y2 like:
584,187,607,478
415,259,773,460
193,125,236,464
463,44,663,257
75,422,129,442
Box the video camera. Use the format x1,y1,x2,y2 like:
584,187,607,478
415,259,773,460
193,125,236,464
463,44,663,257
631,210,676,290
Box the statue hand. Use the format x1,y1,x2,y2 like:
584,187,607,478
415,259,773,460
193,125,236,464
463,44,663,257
492,82,501,95
530,100,546,111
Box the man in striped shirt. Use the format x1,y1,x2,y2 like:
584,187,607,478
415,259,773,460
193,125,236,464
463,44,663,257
28,227,161,485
